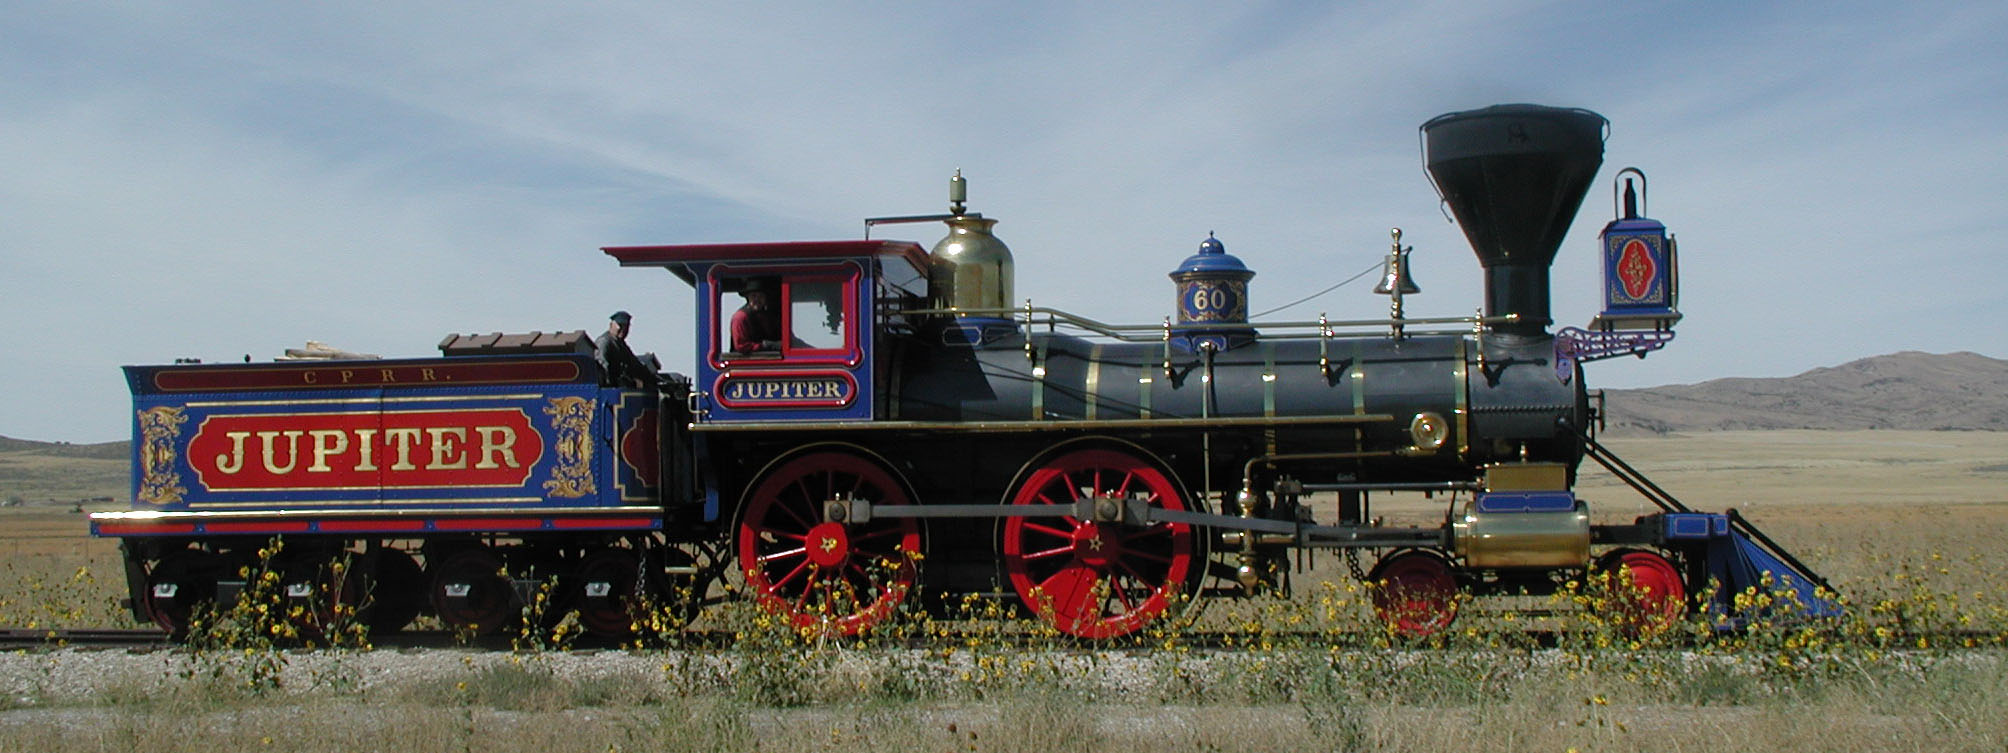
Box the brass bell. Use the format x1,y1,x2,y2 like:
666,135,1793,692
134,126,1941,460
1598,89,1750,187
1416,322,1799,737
1373,228,1420,295
1372,257,1420,295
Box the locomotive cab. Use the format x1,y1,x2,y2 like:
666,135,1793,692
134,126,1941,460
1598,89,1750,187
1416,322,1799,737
603,240,931,424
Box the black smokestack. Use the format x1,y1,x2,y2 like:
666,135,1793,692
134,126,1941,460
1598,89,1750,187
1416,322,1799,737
1422,104,1606,336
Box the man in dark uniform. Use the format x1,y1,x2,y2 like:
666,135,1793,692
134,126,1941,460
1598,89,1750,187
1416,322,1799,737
595,310,654,388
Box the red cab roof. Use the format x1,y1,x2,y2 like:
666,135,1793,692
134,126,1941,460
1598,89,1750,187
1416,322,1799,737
603,240,929,284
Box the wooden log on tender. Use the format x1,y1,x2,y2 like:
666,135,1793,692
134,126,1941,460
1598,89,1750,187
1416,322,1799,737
278,341,381,360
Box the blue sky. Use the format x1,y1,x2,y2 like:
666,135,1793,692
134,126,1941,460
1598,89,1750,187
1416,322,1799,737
3,1,2003,443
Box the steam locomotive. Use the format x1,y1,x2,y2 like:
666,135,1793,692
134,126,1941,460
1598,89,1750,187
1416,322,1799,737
92,104,1834,640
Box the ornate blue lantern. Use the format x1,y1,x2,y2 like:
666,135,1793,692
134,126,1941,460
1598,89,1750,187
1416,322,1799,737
1593,168,1680,331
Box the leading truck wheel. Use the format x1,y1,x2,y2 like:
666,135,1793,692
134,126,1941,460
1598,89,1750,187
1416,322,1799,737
1593,549,1687,637
736,449,921,636
1001,447,1198,640
1368,550,1460,638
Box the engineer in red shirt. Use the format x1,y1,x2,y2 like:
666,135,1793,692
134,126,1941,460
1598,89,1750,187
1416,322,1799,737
730,278,785,353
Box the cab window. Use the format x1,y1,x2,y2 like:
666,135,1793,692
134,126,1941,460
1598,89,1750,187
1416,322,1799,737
714,272,854,362
788,280,846,350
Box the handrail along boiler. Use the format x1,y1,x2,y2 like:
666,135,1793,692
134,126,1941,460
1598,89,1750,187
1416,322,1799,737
92,105,1835,640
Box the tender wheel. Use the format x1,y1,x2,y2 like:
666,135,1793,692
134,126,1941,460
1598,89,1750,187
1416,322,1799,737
145,549,218,638
1593,549,1687,637
1001,446,1198,640
649,545,709,631
277,553,363,641
571,546,648,638
429,547,518,635
1368,550,1460,637
736,449,921,636
360,549,426,634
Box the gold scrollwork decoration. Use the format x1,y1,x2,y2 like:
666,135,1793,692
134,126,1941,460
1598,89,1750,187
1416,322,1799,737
136,406,188,505
542,396,597,498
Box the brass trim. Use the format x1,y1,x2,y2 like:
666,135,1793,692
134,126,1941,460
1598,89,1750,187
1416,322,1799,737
1349,340,1366,415
1261,343,1277,419
612,394,643,502
542,396,597,498
183,496,548,508
136,406,188,505
1261,343,1277,456
1138,374,1153,418
691,413,1394,434
1408,412,1449,451
1084,344,1102,419
91,505,661,520
386,394,556,404
1031,338,1049,419
1452,499,1590,569
183,398,383,408
180,407,544,492
902,304,1509,339
163,484,536,495
182,394,556,408
1454,337,1470,459
1482,462,1569,492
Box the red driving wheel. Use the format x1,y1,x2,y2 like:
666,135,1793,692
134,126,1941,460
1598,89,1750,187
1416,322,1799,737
1594,549,1687,637
1369,550,1460,637
736,450,920,636
1001,446,1197,640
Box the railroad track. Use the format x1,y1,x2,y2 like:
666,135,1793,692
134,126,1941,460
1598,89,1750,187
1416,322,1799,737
0,628,521,651
0,628,681,651
0,628,171,649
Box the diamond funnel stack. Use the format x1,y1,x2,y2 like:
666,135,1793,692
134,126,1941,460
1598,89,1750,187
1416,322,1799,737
1422,104,1607,337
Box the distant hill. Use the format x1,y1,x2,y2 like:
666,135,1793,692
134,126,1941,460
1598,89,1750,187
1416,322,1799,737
0,436,128,506
0,436,129,460
1601,351,2008,434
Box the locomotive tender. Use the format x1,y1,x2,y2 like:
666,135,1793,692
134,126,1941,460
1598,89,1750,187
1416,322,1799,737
92,104,1834,640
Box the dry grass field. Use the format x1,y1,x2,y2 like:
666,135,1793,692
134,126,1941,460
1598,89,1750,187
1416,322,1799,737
0,447,131,630
1588,430,2008,597
2,430,2005,752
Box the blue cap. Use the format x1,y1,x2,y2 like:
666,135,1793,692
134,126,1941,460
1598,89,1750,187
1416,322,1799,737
1169,233,1253,279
